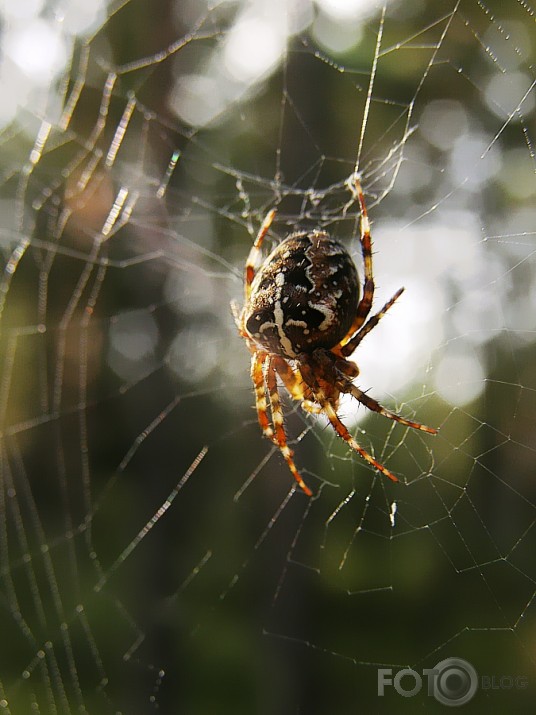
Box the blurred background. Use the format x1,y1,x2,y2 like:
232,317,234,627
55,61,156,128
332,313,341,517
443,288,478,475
0,0,535,713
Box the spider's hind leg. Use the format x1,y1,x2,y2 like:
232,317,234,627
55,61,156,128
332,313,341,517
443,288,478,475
244,208,277,298
348,175,375,334
337,287,404,359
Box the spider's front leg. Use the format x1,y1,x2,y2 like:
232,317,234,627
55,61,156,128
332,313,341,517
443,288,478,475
271,356,322,414
298,349,400,483
249,353,313,494
339,379,438,435
251,353,275,443
265,358,313,496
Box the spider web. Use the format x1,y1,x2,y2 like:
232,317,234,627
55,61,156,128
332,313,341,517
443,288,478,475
0,0,535,713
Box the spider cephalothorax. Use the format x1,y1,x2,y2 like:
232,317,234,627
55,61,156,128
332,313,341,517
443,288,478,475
233,176,437,496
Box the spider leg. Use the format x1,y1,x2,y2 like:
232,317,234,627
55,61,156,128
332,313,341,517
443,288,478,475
337,287,404,358
265,358,313,496
272,356,313,402
298,355,398,483
232,209,277,332
251,353,276,442
244,208,277,301
272,356,324,414
312,385,400,483
340,175,375,343
339,379,438,434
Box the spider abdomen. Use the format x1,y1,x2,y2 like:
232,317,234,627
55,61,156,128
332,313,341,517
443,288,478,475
243,231,359,357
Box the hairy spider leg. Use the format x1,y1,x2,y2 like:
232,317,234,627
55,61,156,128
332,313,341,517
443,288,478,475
339,176,376,347
338,379,438,435
297,359,398,482
251,353,276,442
272,356,323,405
313,346,437,435
271,356,307,400
244,208,277,301
311,383,399,483
337,287,405,358
272,356,324,415
265,359,313,496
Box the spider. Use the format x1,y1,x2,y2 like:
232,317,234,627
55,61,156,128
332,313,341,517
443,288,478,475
233,175,437,496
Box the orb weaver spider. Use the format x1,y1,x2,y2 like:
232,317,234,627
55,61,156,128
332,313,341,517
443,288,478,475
233,175,437,496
